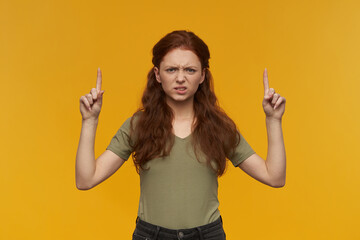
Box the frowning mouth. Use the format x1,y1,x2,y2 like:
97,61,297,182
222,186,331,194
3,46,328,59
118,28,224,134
174,86,187,94
174,87,187,90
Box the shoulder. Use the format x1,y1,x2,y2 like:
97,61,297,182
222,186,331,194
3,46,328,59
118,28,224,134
121,110,144,131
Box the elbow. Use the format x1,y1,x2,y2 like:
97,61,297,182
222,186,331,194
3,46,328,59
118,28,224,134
271,182,285,188
76,184,91,190
76,179,93,190
269,178,286,188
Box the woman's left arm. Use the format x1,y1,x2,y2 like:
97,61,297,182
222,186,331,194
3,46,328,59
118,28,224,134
238,68,286,188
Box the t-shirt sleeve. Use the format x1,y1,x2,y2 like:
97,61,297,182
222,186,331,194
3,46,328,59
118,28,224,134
106,117,133,161
227,131,256,167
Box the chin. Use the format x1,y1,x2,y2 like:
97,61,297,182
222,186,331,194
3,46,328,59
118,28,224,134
167,95,192,104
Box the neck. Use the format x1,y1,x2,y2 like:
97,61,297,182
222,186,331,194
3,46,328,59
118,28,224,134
166,97,195,121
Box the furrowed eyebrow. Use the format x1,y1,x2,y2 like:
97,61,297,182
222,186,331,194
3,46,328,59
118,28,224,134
164,65,198,69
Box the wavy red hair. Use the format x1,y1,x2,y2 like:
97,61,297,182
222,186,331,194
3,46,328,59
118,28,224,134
129,30,241,177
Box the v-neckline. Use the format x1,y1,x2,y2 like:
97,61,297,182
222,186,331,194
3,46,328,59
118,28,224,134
173,133,192,141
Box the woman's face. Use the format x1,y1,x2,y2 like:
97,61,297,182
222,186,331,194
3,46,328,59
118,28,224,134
154,48,205,106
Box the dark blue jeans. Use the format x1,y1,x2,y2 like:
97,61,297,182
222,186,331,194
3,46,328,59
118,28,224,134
132,215,226,240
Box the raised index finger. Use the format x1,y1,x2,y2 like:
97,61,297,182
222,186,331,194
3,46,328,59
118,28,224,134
96,67,102,92
263,68,269,96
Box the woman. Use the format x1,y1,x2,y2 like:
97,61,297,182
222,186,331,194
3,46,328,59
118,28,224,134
76,30,286,240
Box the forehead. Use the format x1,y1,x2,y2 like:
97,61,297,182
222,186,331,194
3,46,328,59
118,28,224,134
160,48,201,67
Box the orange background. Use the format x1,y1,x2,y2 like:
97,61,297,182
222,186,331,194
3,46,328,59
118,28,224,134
1,0,359,239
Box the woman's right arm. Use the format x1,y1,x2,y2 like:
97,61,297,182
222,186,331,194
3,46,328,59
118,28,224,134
75,68,126,190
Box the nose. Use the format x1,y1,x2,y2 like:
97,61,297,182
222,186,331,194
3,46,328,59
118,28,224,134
176,69,186,82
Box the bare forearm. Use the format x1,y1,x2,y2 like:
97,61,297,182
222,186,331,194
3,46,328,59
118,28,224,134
75,119,98,189
265,117,286,187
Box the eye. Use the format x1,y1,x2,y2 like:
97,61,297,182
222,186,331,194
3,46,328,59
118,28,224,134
166,68,176,73
186,68,196,73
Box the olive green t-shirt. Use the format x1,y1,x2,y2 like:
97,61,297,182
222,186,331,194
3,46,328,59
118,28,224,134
106,115,256,229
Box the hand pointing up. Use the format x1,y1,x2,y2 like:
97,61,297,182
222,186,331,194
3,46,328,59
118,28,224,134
262,68,286,120
79,68,105,121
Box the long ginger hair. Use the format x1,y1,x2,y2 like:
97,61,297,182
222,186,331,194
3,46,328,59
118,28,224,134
129,30,241,177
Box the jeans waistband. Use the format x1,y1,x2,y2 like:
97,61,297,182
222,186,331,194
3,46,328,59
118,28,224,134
135,215,223,238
